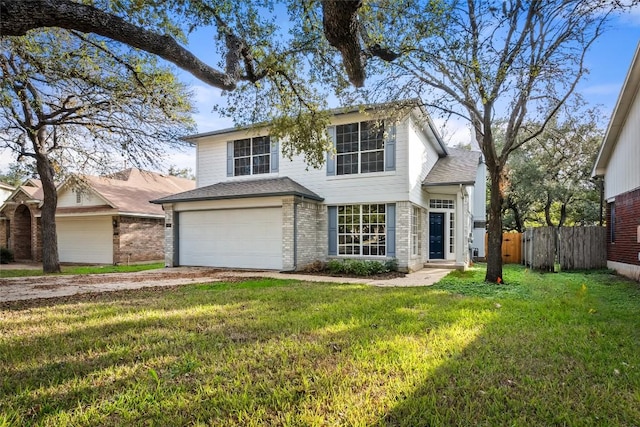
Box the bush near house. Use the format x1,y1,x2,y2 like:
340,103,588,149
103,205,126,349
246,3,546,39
0,247,14,264
327,258,398,276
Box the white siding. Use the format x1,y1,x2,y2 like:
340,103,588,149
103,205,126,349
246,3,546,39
194,112,415,205
408,119,441,207
605,89,640,199
57,216,113,263
57,187,105,208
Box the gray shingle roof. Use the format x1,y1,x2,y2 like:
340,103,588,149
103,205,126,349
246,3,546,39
151,177,324,204
423,148,483,186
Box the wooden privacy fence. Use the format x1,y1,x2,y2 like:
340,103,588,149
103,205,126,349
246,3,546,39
485,232,522,264
522,226,606,271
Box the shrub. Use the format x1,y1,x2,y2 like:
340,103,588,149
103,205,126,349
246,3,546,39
327,259,344,275
325,259,398,276
0,247,14,264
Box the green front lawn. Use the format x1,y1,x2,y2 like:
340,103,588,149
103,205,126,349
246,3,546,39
1,265,638,426
0,262,164,278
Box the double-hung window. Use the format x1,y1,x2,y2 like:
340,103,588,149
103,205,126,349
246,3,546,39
412,206,421,256
336,121,384,175
233,136,270,176
338,204,386,256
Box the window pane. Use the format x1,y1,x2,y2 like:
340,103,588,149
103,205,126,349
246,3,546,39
234,157,250,176
337,153,358,175
336,123,359,154
234,139,251,157
360,121,384,151
252,154,270,174
252,136,270,155
361,151,384,173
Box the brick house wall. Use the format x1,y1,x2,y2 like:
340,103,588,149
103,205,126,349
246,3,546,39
0,218,8,248
1,200,42,261
607,187,640,267
115,216,165,263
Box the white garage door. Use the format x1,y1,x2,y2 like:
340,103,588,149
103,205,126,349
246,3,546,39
57,216,113,264
178,208,283,269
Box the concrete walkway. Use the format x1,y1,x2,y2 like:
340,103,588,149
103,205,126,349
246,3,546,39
0,266,453,302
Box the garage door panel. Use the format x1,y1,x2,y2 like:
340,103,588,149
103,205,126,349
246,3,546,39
178,208,282,269
57,216,112,264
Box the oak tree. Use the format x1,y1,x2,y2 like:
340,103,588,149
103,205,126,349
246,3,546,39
0,30,194,272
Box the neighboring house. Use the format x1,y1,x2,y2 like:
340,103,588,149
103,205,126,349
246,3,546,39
0,168,194,264
153,101,486,272
592,43,640,281
0,181,15,205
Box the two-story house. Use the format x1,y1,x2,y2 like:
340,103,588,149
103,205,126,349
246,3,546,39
152,102,486,272
592,42,640,281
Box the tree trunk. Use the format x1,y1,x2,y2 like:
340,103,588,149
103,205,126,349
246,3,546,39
558,203,567,228
34,146,61,274
485,167,505,283
544,194,553,227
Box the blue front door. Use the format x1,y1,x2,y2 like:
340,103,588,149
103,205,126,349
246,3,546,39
429,213,445,259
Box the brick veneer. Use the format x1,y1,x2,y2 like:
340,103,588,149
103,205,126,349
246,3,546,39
607,187,640,266
115,216,165,263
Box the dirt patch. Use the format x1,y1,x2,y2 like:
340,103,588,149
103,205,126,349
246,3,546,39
0,268,227,288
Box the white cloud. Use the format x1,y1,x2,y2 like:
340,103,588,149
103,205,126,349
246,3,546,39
188,84,234,133
430,116,475,148
581,83,624,96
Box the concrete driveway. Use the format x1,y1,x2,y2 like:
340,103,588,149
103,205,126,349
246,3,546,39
0,266,452,302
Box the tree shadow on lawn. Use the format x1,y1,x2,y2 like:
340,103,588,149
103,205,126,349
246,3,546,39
380,274,640,426
2,275,639,425
1,279,482,425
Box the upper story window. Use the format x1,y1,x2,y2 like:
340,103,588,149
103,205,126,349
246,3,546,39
233,136,270,176
75,191,82,204
336,121,384,175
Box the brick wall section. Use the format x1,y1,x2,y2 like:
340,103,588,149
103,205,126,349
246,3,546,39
296,199,325,269
12,204,33,260
163,207,175,267
282,197,325,271
34,217,42,262
116,216,165,263
0,218,7,248
396,201,413,272
608,187,640,266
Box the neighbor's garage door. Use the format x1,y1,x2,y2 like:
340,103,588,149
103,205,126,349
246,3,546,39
178,208,283,269
57,216,113,264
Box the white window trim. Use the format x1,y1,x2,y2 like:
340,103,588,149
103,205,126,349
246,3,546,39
335,121,385,176
232,137,270,177
337,203,387,257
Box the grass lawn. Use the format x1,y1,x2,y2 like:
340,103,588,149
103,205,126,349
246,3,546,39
1,264,639,426
0,263,164,278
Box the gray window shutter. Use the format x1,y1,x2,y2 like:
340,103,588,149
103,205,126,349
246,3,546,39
386,203,396,257
326,126,336,176
227,141,234,177
384,122,396,171
328,206,337,255
270,138,279,173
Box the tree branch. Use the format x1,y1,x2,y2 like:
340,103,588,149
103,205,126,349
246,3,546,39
1,0,240,90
